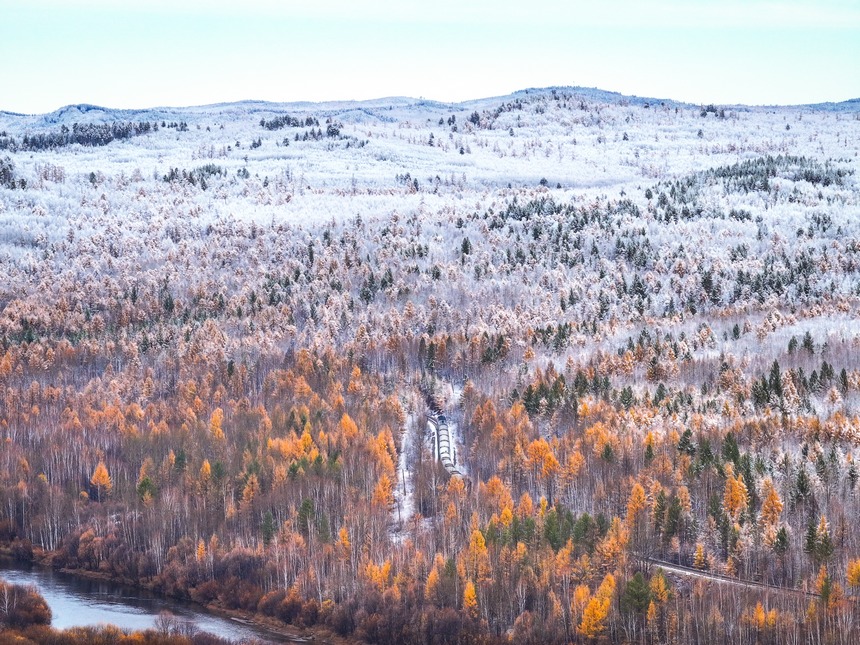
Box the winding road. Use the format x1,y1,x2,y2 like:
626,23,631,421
643,558,820,599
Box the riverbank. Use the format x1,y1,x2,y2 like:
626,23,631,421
0,546,351,644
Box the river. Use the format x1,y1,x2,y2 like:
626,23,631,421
0,561,293,643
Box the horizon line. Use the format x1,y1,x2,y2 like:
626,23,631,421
2,85,859,118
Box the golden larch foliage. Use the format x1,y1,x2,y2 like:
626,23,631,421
517,492,534,518
723,469,749,520
363,559,392,591
371,473,394,509
463,580,478,617
241,473,259,510
677,485,692,516
596,517,628,569
626,482,647,527
693,543,708,570
649,570,670,603
747,602,778,630
577,573,615,638
481,475,514,513
565,450,585,482
527,437,560,481
572,584,591,615
846,559,860,589
425,566,440,603
760,478,783,527
466,528,491,581
209,407,225,440
90,461,112,499
337,526,351,561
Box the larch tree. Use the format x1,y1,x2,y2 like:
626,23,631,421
577,572,615,639
90,461,112,502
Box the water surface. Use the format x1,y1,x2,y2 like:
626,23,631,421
0,561,289,643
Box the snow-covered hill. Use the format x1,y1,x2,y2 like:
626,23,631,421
1,87,858,208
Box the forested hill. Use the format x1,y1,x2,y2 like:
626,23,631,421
1,86,860,644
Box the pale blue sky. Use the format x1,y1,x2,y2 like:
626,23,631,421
1,0,858,113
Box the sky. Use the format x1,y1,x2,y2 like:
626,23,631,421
1,0,858,114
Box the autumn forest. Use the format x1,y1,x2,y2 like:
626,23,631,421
1,89,860,643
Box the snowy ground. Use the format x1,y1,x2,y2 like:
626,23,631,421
1,85,858,418
392,405,418,538
2,88,857,232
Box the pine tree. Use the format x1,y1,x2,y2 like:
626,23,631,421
621,572,650,615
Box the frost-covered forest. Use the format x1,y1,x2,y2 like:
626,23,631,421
1,87,860,644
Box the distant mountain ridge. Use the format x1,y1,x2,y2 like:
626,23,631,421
2,87,858,132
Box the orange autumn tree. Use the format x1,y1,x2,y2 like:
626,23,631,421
578,572,615,639
760,478,783,527
723,464,749,521
463,580,478,618
90,461,112,501
627,481,649,556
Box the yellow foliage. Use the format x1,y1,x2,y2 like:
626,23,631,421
815,565,829,596
767,608,778,628
693,543,708,570
300,425,315,453
723,470,749,520
760,478,783,527
517,492,534,518
364,559,392,591
90,461,112,498
649,570,670,603
466,528,490,581
677,485,692,515
338,526,351,552
463,580,478,617
336,526,352,562
514,541,528,564
596,517,628,569
646,600,658,624
626,482,647,527
644,431,655,451
572,584,591,614
846,558,860,589
138,457,154,484
447,474,466,499
577,573,615,638
369,431,396,477
746,602,777,630
371,473,394,509
209,407,225,440
241,474,259,510
481,475,514,513
565,450,585,481
527,437,560,480
425,567,440,602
